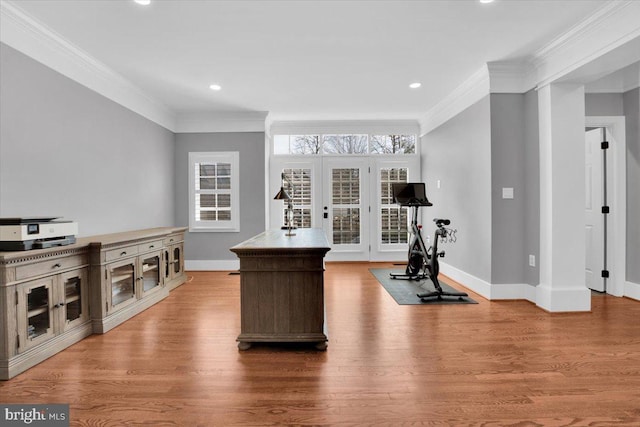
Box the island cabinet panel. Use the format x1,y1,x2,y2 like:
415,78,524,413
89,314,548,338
230,229,330,350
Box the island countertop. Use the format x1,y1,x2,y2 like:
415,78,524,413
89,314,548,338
230,228,330,253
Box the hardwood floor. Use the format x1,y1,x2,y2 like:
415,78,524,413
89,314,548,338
1,263,640,426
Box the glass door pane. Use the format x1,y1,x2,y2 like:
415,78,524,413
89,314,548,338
322,157,369,261
173,246,182,275
269,158,322,231
142,254,161,294
370,157,420,261
283,168,312,229
26,285,51,340
111,263,135,308
380,167,409,245
63,275,82,323
331,168,361,244
18,278,57,352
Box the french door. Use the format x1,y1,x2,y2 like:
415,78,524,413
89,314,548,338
322,157,370,261
270,156,420,261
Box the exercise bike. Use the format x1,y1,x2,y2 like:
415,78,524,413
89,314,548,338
389,183,468,302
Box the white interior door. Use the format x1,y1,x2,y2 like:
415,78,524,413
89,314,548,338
322,157,369,261
585,128,605,292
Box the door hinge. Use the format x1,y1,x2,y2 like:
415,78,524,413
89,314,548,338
368,206,371,213
601,270,610,278
601,206,610,214
601,141,609,150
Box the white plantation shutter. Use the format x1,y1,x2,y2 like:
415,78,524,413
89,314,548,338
189,152,239,232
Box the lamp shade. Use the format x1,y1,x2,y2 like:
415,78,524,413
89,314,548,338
273,187,291,200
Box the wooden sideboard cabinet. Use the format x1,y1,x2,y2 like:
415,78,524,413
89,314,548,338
0,226,187,380
0,244,93,380
89,227,187,334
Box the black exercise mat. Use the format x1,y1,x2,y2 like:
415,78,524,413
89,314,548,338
369,268,478,305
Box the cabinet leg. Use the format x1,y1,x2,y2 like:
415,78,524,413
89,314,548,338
237,341,252,351
315,341,328,351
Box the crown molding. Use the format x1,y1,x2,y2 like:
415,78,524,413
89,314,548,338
531,0,640,88
531,1,630,68
486,61,537,94
175,111,268,133
419,65,490,136
420,1,640,136
0,0,177,131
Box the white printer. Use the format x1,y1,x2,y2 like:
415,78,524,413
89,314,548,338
0,217,78,251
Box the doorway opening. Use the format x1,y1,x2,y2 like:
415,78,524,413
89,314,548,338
584,116,627,297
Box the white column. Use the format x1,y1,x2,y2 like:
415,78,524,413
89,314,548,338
536,83,591,312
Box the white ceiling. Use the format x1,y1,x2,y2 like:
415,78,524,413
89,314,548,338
5,0,612,122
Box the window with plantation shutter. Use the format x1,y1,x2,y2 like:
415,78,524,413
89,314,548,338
188,152,239,232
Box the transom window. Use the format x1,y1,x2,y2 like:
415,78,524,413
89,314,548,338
274,134,416,155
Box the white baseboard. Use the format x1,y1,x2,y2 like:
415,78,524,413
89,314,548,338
535,283,591,312
489,283,537,303
185,260,239,271
440,262,537,303
439,262,492,300
625,281,640,301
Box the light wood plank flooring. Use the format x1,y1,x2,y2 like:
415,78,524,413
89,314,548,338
1,262,640,426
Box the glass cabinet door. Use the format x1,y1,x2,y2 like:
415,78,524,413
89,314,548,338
59,268,89,331
140,252,161,296
109,261,136,311
164,249,170,281
18,278,56,352
172,245,183,277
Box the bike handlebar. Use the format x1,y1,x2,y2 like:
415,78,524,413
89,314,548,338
433,218,451,227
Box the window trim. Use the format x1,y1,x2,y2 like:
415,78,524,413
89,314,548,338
188,151,240,233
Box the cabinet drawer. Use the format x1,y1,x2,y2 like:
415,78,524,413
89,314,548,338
138,240,163,253
163,234,183,246
105,245,138,262
16,254,87,281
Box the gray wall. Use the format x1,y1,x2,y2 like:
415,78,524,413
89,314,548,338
624,88,640,284
174,132,265,261
490,94,525,284
421,96,492,283
490,93,539,285
0,43,175,236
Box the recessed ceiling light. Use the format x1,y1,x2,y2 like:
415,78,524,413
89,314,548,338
209,84,222,91
134,0,151,5
409,82,421,89
479,0,494,3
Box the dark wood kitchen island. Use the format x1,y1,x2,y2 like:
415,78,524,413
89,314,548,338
230,228,330,350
